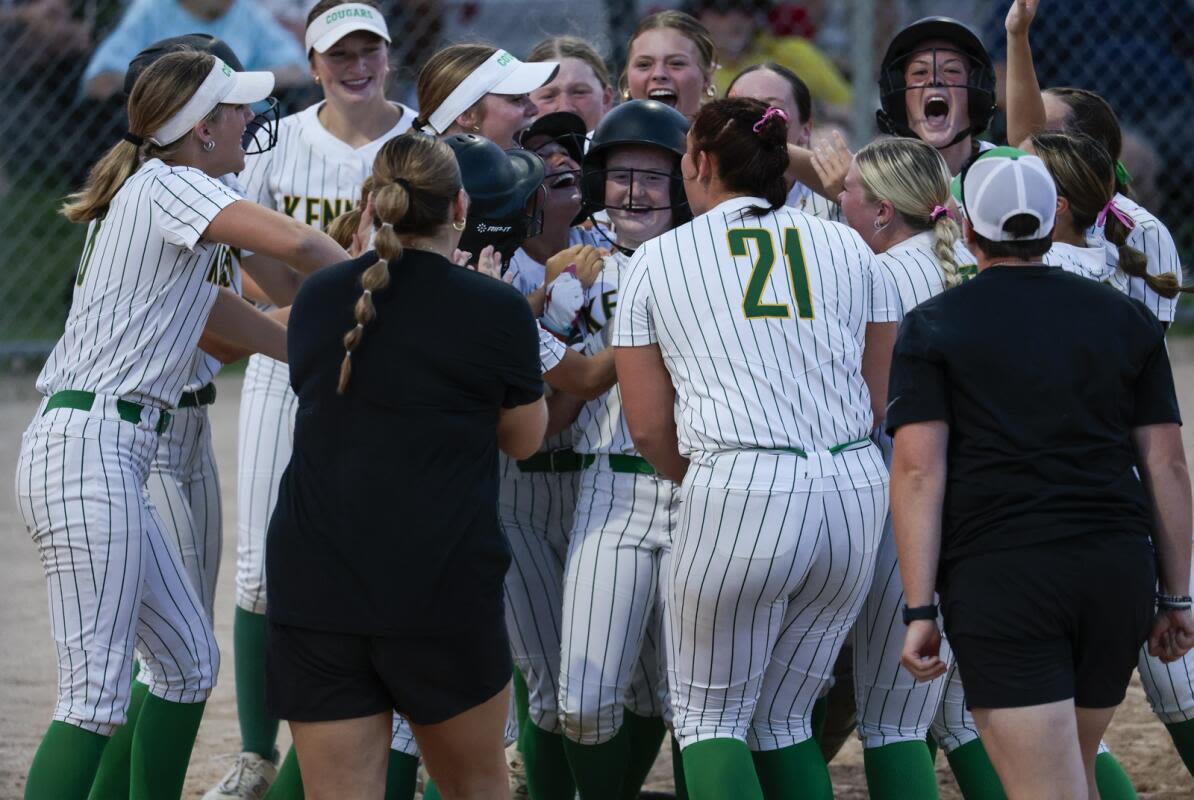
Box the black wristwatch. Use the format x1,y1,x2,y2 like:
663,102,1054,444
902,604,939,624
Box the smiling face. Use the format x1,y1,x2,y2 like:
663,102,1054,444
530,57,612,132
311,31,389,108
728,68,810,147
625,29,708,118
526,137,581,226
902,39,972,148
475,93,538,149
604,145,676,249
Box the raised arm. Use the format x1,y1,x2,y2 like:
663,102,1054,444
1003,0,1047,147
207,200,349,275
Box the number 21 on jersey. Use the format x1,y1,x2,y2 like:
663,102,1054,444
728,227,814,320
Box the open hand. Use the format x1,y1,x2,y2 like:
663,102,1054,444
810,131,852,200
1005,0,1039,36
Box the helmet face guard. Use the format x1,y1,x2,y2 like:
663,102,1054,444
876,17,996,147
583,166,688,216
242,97,280,154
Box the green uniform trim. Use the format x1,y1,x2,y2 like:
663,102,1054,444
44,390,171,434
763,436,871,458
519,451,658,475
177,383,217,408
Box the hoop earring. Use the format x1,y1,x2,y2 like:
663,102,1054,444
452,220,466,231
705,83,716,98
202,139,216,152
873,218,888,231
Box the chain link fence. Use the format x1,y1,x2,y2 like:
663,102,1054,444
2,0,1190,366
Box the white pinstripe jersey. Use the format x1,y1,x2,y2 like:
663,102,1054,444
185,174,246,392
1042,239,1117,283
37,160,239,408
787,181,843,222
612,197,899,456
538,322,566,372
876,231,978,319
1089,193,1182,322
573,250,635,455
239,101,417,230
506,225,612,296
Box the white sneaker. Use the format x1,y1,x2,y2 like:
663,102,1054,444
202,752,278,800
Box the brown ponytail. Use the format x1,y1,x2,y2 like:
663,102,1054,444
336,133,462,393
1102,211,1189,299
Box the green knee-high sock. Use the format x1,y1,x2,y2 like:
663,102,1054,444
513,668,530,736
520,722,576,800
684,738,762,800
926,733,939,763
562,725,629,799
863,741,939,800
129,695,206,800
383,751,418,800
261,746,303,800
671,736,690,800
944,740,1006,800
24,721,110,800
1094,752,1138,799
752,738,832,800
235,607,279,758
422,779,441,800
619,710,666,799
1165,718,1194,776
88,677,150,800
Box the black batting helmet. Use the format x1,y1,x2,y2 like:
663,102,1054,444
876,16,996,146
444,133,546,266
578,99,691,226
123,34,279,154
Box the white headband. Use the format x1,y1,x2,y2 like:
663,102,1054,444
422,50,558,135
149,58,275,146
305,3,391,54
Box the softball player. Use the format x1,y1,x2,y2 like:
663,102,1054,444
621,11,717,119
15,50,347,800
613,97,896,800
727,62,843,222
556,99,692,800
837,136,984,798
217,3,419,797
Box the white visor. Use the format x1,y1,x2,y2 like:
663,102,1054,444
306,3,391,54
423,50,558,135
150,58,274,146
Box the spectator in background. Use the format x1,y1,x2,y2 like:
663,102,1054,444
0,0,90,67
82,0,309,99
691,0,850,120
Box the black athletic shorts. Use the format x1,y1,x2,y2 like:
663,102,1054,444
265,614,512,726
940,531,1155,710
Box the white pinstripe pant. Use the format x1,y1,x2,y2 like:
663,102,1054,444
16,401,218,736
558,464,675,745
1136,556,1194,724
147,404,221,620
667,448,887,751
235,355,295,614
500,458,579,734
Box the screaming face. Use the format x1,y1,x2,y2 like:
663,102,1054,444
902,40,972,149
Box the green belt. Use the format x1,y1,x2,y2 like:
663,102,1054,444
177,382,216,408
517,450,657,476
769,437,871,458
44,390,171,434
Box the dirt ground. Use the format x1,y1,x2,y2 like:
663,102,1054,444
2,345,1194,798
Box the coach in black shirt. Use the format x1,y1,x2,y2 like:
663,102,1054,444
264,133,547,798
887,147,1194,798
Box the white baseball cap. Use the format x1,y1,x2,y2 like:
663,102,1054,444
150,57,274,146
961,146,1057,241
422,50,559,135
305,3,391,54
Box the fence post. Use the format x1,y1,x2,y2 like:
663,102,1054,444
848,0,878,150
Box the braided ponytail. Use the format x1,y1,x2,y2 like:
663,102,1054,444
1102,211,1188,299
335,132,463,394
931,215,963,289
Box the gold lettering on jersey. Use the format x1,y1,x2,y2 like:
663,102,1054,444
205,245,236,288
580,289,618,334
284,195,353,227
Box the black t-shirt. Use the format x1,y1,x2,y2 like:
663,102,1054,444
266,249,543,635
886,265,1180,562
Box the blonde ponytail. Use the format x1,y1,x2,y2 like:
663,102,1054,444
931,216,963,289
62,51,218,223
335,134,462,394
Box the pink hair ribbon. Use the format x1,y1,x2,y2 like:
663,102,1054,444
929,204,955,222
1096,198,1135,231
753,106,789,133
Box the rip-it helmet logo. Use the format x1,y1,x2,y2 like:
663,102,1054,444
475,222,513,233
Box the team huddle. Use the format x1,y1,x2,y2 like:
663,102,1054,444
13,0,1194,799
